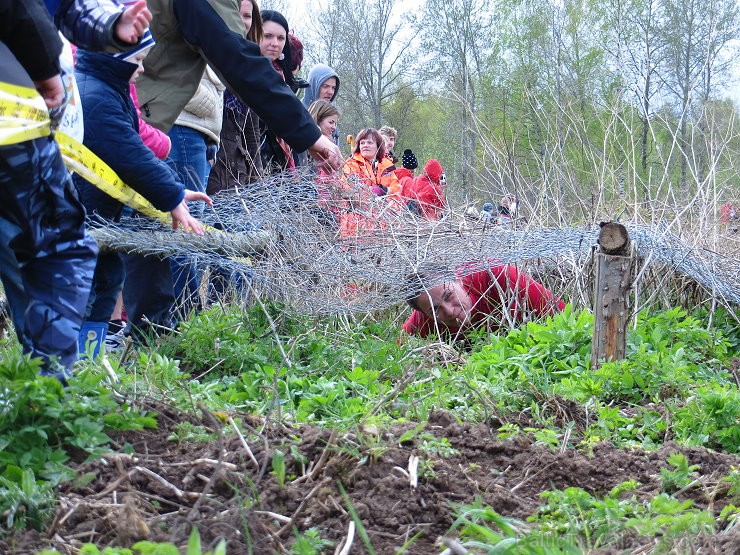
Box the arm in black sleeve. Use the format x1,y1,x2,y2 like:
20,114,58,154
0,0,62,80
173,0,321,153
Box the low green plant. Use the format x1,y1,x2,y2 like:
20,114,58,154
0,352,155,486
166,422,219,444
672,384,740,453
289,444,309,476
467,307,733,415
496,423,522,441
466,307,594,413
524,427,561,450
0,467,54,530
417,434,459,458
529,482,640,550
272,449,286,487
725,466,740,503
719,504,740,530
36,527,227,555
397,423,426,444
290,527,333,554
624,495,714,540
585,404,666,450
529,480,714,550
660,453,700,493
446,497,534,553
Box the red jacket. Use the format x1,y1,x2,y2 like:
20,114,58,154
402,173,446,220
402,265,565,338
395,167,414,181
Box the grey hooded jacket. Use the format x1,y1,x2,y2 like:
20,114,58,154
301,64,340,108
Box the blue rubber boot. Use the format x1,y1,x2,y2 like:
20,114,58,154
78,321,108,358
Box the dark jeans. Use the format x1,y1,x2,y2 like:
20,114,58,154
0,220,29,348
75,167,128,326
122,253,175,341
167,125,210,318
0,137,98,377
75,168,175,340
85,251,124,322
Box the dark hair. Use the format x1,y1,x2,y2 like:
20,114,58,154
260,10,295,89
288,33,303,72
353,128,386,161
402,264,454,309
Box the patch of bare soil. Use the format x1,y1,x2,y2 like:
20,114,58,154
1,406,738,555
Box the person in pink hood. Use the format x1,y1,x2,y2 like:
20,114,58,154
129,83,170,159
402,158,448,220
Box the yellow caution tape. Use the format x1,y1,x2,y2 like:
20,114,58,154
0,82,52,144
1,81,168,223
0,82,239,245
55,132,170,224
0,81,189,230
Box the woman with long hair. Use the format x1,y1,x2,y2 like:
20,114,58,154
207,0,265,194
258,10,298,173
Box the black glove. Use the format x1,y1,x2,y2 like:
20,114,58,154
293,77,310,89
407,199,422,216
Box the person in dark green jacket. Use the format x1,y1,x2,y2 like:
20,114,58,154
135,0,342,173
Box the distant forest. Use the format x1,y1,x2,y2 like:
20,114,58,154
267,0,740,223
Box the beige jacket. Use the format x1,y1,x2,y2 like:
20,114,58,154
173,66,225,143
136,0,319,150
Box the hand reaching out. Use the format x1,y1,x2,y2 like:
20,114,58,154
183,190,213,206
309,134,343,173
115,0,153,44
170,190,213,236
34,75,65,109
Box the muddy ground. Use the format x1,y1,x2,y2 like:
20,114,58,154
1,404,739,555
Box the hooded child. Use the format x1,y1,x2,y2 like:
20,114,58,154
74,32,211,352
403,158,447,220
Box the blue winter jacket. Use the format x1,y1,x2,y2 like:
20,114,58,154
74,49,185,218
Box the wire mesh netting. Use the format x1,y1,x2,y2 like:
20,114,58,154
89,167,740,314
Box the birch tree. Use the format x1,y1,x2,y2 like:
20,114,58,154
304,0,413,134
660,0,739,190
416,0,495,199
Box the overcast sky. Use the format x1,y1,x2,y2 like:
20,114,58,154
272,1,740,107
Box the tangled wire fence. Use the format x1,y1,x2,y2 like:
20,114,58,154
91,168,740,315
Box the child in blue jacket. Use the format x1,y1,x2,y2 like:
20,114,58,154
74,33,211,352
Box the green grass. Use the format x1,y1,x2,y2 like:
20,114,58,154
0,302,737,552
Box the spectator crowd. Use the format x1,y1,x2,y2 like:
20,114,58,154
1,0,561,381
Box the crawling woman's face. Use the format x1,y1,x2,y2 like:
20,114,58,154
414,281,473,328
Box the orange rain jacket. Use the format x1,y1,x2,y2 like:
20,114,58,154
342,153,401,196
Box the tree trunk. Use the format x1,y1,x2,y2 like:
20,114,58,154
591,223,633,369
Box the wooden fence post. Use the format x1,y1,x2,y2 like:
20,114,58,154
591,222,633,370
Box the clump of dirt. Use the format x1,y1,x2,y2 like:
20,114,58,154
1,406,738,554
